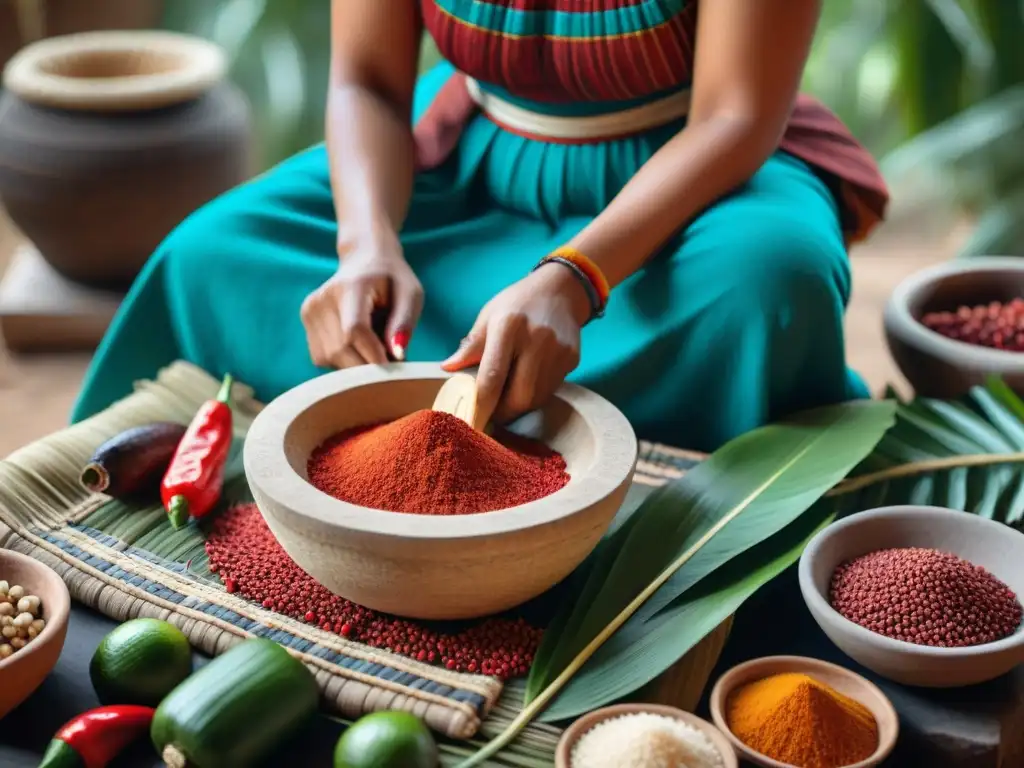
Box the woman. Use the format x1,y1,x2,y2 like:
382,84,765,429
73,0,888,451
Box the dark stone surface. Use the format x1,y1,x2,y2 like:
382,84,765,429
3,568,1022,767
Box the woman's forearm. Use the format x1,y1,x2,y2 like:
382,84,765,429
325,0,422,256
568,115,777,287
326,84,416,254
569,0,820,289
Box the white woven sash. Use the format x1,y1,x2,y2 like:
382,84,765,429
465,77,691,141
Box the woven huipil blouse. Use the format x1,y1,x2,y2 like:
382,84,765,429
417,0,887,241
74,0,886,452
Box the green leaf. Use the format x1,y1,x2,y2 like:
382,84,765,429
539,502,836,721
455,400,896,767
527,401,895,706
881,84,1024,195
830,379,1024,526
161,0,333,170
957,186,1024,257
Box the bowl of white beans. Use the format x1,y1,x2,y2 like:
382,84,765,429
0,549,70,718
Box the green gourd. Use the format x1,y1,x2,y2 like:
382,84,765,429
152,638,319,768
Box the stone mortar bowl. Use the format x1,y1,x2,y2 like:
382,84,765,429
799,505,1024,687
244,363,638,620
884,257,1024,398
0,549,71,719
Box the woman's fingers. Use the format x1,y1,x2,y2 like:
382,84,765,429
340,280,389,364
301,292,340,369
385,275,424,360
442,328,486,372
474,320,518,425
495,344,547,424
350,326,390,365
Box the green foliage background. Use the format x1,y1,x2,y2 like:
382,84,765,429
162,0,1024,255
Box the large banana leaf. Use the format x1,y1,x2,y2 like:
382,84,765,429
881,84,1024,209
974,0,1024,92
828,378,1024,525
455,400,897,766
956,186,1024,257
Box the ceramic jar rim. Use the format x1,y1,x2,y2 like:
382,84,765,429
2,30,227,112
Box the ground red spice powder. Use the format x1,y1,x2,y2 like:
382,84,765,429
307,410,570,514
921,299,1024,352
830,547,1023,648
206,503,544,677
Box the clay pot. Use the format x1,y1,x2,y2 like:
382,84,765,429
0,0,165,73
0,30,252,289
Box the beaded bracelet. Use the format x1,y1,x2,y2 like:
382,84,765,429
532,246,611,322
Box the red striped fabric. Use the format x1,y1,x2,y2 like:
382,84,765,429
422,0,696,104
416,0,890,243
468,0,653,9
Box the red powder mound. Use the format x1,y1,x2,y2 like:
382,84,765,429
307,410,570,515
206,503,543,677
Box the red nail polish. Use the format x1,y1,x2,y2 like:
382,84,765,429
390,330,410,360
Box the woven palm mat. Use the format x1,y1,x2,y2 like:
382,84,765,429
0,362,707,752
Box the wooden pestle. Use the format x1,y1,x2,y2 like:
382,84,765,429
431,372,494,432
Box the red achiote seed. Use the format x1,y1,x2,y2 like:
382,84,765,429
922,299,1024,352
205,503,543,678
830,547,1022,649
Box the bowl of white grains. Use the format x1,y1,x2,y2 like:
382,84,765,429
554,703,737,768
0,549,70,718
799,505,1024,687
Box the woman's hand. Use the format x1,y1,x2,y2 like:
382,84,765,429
442,264,592,423
301,232,423,368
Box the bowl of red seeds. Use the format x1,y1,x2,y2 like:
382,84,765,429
798,505,1024,688
884,257,1024,398
244,363,637,621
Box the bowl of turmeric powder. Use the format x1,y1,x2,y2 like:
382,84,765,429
709,655,899,768
244,363,637,621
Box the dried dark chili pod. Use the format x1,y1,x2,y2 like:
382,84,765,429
80,422,187,499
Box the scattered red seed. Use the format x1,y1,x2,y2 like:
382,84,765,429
829,547,1023,648
921,298,1024,352
206,503,542,677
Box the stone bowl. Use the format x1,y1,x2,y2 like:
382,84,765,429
244,363,637,620
709,655,898,768
0,549,71,719
554,703,738,768
799,505,1024,687
884,257,1024,398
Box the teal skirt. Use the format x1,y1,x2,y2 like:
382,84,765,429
73,63,868,451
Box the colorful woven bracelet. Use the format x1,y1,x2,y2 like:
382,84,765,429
533,246,610,322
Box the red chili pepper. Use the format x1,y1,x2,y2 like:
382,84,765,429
161,373,234,529
39,705,155,768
